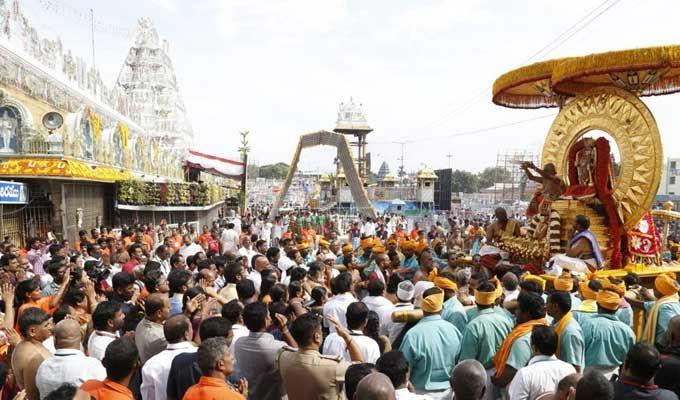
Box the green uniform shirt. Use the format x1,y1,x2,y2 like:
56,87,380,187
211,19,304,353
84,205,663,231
553,317,585,370
644,301,680,345
506,332,533,371
459,308,513,368
441,297,467,335
400,315,461,391
581,313,635,368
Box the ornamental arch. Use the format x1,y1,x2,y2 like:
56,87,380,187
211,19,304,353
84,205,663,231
269,130,376,220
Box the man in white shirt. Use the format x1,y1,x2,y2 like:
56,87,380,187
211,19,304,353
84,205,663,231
151,245,172,277
376,350,432,399
87,301,125,361
507,325,576,400
323,272,357,333
383,280,415,343
502,272,520,304
140,315,197,400
220,222,239,255
322,302,380,363
179,235,202,258
237,236,257,266
36,319,107,399
248,255,271,292
362,280,395,333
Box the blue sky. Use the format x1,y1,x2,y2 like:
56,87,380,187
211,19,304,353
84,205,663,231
18,0,680,173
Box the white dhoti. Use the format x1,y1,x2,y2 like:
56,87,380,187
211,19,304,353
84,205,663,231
547,254,590,275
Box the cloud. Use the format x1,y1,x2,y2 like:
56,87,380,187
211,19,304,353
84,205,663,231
149,0,179,14
212,0,347,39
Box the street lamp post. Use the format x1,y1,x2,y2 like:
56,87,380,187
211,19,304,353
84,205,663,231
238,130,250,215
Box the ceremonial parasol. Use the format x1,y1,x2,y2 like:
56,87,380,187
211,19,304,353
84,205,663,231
492,45,680,108
492,58,569,109
552,45,680,97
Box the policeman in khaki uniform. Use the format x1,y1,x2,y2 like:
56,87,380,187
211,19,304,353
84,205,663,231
277,313,365,400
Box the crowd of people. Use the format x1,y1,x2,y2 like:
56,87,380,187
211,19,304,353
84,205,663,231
0,208,678,400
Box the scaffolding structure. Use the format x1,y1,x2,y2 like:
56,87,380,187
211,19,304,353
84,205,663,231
494,149,540,204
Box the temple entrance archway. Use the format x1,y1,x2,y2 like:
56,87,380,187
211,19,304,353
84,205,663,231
269,130,376,220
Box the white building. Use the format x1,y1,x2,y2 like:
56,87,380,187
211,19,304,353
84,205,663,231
658,158,680,195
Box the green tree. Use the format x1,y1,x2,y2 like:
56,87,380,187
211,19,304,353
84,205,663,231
476,166,511,190
451,170,478,193
259,163,290,179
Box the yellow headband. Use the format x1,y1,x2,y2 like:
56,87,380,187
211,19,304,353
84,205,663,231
416,241,429,254
297,242,309,251
401,240,417,251
602,278,626,297
318,239,330,249
421,289,444,313
523,273,546,291
579,281,598,300
475,290,497,306
373,237,382,247
341,243,353,253
429,268,457,291
492,276,504,299
554,275,573,292
655,272,680,296
596,289,621,311
372,245,386,254
360,238,374,250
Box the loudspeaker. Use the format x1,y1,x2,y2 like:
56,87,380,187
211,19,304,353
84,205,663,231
434,168,452,211
42,112,64,133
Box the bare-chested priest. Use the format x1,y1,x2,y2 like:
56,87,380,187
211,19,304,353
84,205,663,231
486,208,521,244
12,308,53,400
521,162,565,215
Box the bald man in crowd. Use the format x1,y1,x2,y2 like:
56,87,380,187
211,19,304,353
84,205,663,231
451,359,487,400
35,319,106,399
354,372,396,400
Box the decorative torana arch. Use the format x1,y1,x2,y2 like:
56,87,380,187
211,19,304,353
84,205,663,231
269,130,376,220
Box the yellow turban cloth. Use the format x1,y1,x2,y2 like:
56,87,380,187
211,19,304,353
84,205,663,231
360,238,374,250
372,245,386,254
475,288,498,306
431,238,442,248
341,243,353,253
655,272,680,296
401,240,417,251
492,276,504,299
373,237,383,247
428,268,457,291
523,273,546,292
554,274,573,292
416,241,429,254
596,289,621,311
297,242,309,251
421,289,444,313
318,239,329,249
387,237,398,246
579,281,598,300
602,278,626,297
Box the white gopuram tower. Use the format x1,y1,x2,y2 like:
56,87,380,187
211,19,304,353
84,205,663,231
116,17,194,150
333,98,373,180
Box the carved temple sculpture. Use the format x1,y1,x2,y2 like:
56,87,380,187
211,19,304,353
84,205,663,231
491,46,680,271
268,130,377,221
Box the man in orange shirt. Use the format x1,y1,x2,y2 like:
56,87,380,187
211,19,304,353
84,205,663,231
183,337,247,400
81,336,138,400
198,225,211,247
409,222,420,240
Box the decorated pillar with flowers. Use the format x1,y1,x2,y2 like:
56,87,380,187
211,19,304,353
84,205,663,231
238,130,249,215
